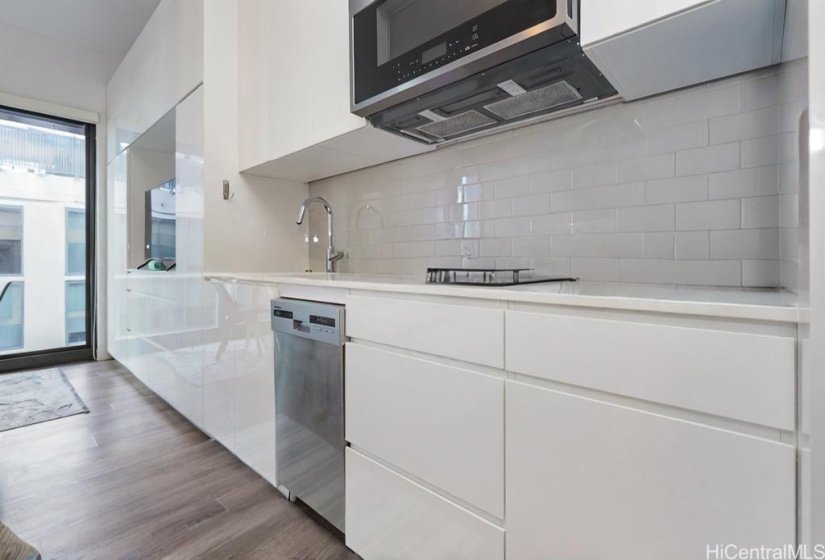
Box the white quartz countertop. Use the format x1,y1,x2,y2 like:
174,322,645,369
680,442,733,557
204,272,799,323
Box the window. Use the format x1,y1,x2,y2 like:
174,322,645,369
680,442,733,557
0,281,23,350
0,206,22,275
65,281,85,345
66,209,85,275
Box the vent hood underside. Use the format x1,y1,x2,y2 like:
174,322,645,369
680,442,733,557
368,38,617,144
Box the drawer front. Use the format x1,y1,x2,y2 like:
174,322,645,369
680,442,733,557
506,311,795,429
506,381,795,559
346,296,504,368
346,343,504,518
346,448,504,560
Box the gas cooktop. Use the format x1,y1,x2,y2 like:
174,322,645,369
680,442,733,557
426,268,578,287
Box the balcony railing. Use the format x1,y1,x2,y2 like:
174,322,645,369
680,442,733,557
0,124,85,179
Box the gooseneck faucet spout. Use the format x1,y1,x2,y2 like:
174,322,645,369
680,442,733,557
296,196,343,273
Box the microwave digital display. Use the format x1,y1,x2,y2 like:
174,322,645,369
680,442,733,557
421,42,447,65
376,0,507,65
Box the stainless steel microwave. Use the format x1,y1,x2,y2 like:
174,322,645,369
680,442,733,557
349,0,615,144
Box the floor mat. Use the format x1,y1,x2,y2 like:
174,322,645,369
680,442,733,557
0,368,89,432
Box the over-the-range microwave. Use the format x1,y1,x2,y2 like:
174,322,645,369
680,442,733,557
349,0,616,144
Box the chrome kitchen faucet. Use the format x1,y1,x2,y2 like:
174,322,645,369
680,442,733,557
296,196,343,273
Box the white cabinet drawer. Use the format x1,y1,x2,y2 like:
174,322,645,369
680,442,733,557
346,296,504,368
346,343,504,518
506,311,795,429
346,448,504,560
506,381,795,559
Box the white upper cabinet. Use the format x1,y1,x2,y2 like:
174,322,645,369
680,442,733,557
582,0,787,100
237,0,432,183
107,0,204,161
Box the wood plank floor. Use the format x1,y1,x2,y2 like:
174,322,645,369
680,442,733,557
0,360,359,560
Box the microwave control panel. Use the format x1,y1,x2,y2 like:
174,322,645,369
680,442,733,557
391,24,481,84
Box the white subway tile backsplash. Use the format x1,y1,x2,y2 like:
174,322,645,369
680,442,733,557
741,196,779,228
513,193,551,216
644,233,675,259
644,121,709,155
676,200,740,231
742,75,778,111
479,153,551,182
572,258,620,282
551,234,596,257
742,260,781,287
435,240,461,257
710,229,779,260
596,233,644,258
619,152,675,183
551,188,595,212
741,136,780,168
779,194,799,228
675,232,710,260
528,169,572,193
674,84,742,123
619,259,741,286
646,176,708,205
619,99,678,135
618,205,675,232
309,64,803,289
514,235,551,257
480,238,512,257
532,213,572,235
572,209,617,233
495,217,532,238
710,106,779,144
708,166,779,199
480,199,512,219
595,182,645,209
495,176,530,198
676,143,740,176
572,161,618,188
532,257,572,277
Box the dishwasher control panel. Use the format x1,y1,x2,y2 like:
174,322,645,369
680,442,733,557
271,298,345,347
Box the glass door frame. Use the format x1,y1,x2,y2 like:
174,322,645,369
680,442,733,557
0,104,96,373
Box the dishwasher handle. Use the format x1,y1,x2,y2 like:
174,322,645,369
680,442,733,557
292,319,310,333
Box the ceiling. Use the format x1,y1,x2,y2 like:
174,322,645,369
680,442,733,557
0,0,161,62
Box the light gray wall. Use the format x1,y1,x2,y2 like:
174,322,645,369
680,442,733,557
309,62,808,288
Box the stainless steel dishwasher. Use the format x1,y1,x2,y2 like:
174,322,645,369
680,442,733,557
271,298,346,533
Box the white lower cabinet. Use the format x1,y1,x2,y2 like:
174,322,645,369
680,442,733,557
233,283,277,484
346,343,504,518
505,380,796,560
201,280,277,484
346,448,504,560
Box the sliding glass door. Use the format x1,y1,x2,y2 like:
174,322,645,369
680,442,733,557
0,105,95,370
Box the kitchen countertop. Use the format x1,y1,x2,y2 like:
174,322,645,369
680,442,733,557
204,272,799,323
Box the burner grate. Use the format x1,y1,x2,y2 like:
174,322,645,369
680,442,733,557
426,268,578,287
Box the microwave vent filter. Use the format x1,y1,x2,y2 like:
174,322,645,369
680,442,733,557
416,110,497,140
485,80,582,120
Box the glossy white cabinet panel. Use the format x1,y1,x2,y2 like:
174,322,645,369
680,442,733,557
346,296,504,368
173,86,205,429
505,381,796,559
106,152,128,363
202,280,236,453
237,0,431,182
506,310,795,429
107,0,204,160
581,0,707,46
346,449,504,560
233,283,277,484
346,343,504,518
583,0,785,100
